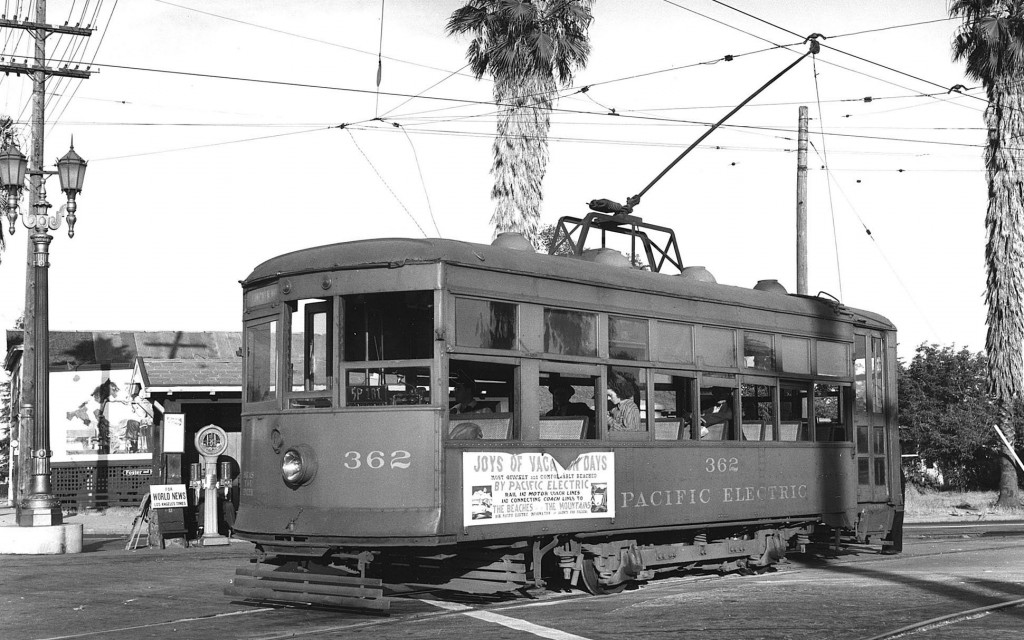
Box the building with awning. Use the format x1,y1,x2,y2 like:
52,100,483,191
4,331,241,511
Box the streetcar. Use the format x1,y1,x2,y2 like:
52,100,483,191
227,209,902,611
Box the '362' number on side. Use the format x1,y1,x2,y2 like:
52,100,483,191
343,450,411,470
706,457,739,473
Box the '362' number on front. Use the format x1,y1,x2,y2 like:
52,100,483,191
343,450,411,470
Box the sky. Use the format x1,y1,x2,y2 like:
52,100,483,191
0,0,993,363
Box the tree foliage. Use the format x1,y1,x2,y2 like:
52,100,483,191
951,0,1024,506
446,1,594,245
898,344,1023,490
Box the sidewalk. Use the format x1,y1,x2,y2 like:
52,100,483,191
0,503,253,553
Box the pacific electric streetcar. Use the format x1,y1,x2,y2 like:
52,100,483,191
226,210,901,611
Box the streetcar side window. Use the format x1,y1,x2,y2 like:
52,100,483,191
543,308,598,357
742,383,778,441
779,383,811,441
607,366,648,434
699,384,737,440
814,383,850,442
245,319,278,403
455,298,517,350
449,360,516,440
697,327,736,368
743,332,776,371
653,373,695,440
654,322,694,364
539,373,598,440
608,316,649,361
344,291,433,361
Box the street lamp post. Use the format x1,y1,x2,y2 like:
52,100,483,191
0,139,87,527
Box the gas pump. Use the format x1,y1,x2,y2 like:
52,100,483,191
193,424,230,546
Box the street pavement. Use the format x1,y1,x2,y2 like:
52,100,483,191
1,516,1022,640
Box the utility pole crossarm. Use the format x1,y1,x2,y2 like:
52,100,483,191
0,18,93,36
0,63,92,79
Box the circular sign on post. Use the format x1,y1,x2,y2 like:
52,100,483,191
195,424,228,462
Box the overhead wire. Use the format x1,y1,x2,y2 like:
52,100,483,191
343,127,428,238
151,0,478,79
48,0,119,135
811,52,843,302
809,139,944,341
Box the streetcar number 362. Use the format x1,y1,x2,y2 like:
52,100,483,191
706,457,739,473
343,450,411,470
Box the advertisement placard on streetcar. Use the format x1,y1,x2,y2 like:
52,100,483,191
463,451,614,527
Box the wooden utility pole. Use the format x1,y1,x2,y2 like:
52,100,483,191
0,1,92,515
796,106,809,296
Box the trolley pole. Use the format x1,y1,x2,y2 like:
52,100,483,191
0,0,93,526
796,106,809,296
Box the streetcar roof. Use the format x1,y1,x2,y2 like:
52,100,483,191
243,237,895,330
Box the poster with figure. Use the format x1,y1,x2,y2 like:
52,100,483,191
50,369,154,462
463,451,614,527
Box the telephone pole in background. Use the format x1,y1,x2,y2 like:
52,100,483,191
0,0,92,525
796,106,809,296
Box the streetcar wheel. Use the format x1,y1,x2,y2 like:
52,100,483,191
579,558,627,595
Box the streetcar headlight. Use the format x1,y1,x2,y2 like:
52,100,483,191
281,445,317,488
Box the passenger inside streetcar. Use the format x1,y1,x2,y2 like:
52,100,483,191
450,374,494,415
700,386,735,439
607,376,642,431
545,380,595,438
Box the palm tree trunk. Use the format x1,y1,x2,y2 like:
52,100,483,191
490,75,553,244
985,79,1024,508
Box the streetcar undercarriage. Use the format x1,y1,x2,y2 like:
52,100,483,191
226,521,834,611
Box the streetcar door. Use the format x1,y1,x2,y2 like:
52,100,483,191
854,332,889,502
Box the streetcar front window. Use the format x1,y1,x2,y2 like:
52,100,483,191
344,291,433,361
287,298,333,408
245,319,278,403
345,367,430,406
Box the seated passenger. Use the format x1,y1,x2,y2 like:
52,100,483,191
449,422,483,440
607,377,641,431
546,381,596,438
700,387,734,438
450,375,494,415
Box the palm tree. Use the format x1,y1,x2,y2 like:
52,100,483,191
447,0,593,245
951,0,1024,507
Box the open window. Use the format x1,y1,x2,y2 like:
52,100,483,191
341,291,434,408
653,373,696,440
700,379,738,440
288,298,333,409
245,317,278,404
741,382,777,441
607,366,648,437
539,371,598,440
780,382,812,441
448,359,516,440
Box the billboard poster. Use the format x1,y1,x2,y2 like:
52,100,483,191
50,369,154,463
463,451,614,527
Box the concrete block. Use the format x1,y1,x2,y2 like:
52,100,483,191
0,523,84,554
